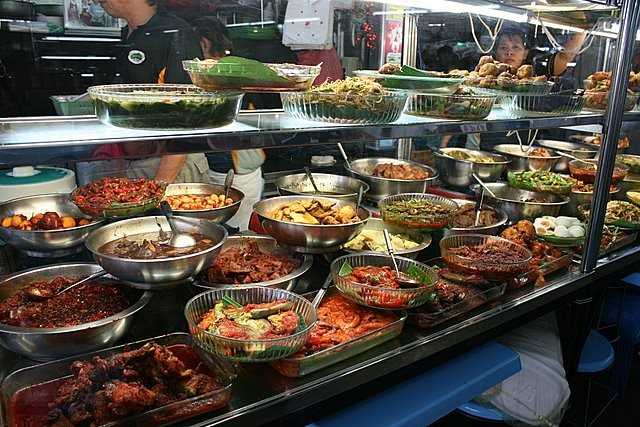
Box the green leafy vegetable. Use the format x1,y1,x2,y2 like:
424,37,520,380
221,295,242,308
406,265,433,285
338,262,353,277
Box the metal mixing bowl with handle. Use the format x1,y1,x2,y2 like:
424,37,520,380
0,193,104,258
434,148,510,188
85,216,228,289
276,173,369,203
253,195,370,253
164,183,244,223
0,263,151,361
345,158,438,201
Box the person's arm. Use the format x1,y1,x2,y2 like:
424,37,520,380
154,154,187,182
440,134,453,148
552,32,587,76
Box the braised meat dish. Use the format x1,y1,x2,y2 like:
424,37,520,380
501,220,563,272
99,232,215,259
0,277,131,328
300,294,397,355
206,241,300,284
46,342,222,427
270,199,361,225
371,163,430,180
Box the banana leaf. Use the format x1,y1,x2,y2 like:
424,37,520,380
199,56,290,88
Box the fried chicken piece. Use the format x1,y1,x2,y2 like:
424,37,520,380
179,372,219,397
106,381,157,417
496,63,511,74
516,64,533,79
476,55,495,70
479,62,499,77
515,220,535,239
379,63,401,74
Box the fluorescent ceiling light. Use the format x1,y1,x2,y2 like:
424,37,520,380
42,36,121,42
368,0,528,22
226,20,275,27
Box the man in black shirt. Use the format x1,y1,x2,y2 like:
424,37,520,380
97,0,207,182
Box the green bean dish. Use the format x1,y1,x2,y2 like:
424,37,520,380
507,170,574,195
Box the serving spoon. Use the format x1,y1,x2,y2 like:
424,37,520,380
555,150,592,166
304,166,320,194
160,201,197,248
223,168,235,201
311,274,334,308
25,269,108,301
337,143,351,169
472,173,497,199
383,229,422,288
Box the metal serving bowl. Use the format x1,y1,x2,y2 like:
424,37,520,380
164,183,244,223
342,217,431,259
568,186,621,216
434,148,510,188
345,158,438,201
0,193,104,258
470,183,569,223
276,173,369,203
193,234,313,291
253,195,370,254
493,144,561,172
535,140,597,172
446,204,509,236
85,216,227,289
0,263,151,361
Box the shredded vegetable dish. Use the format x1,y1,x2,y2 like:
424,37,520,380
73,177,164,212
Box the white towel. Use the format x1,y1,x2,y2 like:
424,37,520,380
283,0,334,50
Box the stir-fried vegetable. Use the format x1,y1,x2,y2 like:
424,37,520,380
507,170,574,195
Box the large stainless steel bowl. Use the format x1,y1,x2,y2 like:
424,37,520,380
253,195,370,253
470,183,569,222
164,183,244,223
345,158,438,201
535,139,597,172
342,217,431,259
568,186,621,216
276,173,369,203
86,216,228,289
193,234,313,291
446,203,509,236
0,263,151,361
0,194,104,258
493,144,561,172
621,173,640,199
434,148,510,187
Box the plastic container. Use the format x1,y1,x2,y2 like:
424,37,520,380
184,59,320,92
185,286,317,362
503,93,584,118
440,234,532,281
88,84,243,130
468,81,554,97
406,92,496,120
271,289,406,377
50,95,94,116
281,90,408,125
583,90,639,112
330,253,438,310
1,333,235,427
379,193,459,230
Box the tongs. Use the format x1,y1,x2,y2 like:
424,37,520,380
383,229,422,288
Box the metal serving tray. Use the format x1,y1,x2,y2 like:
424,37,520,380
270,289,406,378
1,333,235,427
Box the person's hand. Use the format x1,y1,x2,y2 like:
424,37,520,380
154,155,187,183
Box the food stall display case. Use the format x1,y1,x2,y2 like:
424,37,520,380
1,0,640,426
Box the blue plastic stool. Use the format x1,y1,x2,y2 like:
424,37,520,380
458,330,614,425
306,341,520,427
597,275,640,394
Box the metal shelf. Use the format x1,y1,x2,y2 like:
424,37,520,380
0,110,605,165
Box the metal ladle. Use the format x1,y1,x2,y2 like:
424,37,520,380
304,166,320,194
472,173,497,199
337,143,351,169
25,269,108,301
383,229,422,288
223,168,235,201
160,201,197,248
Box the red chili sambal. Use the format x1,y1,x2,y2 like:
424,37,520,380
0,277,131,328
